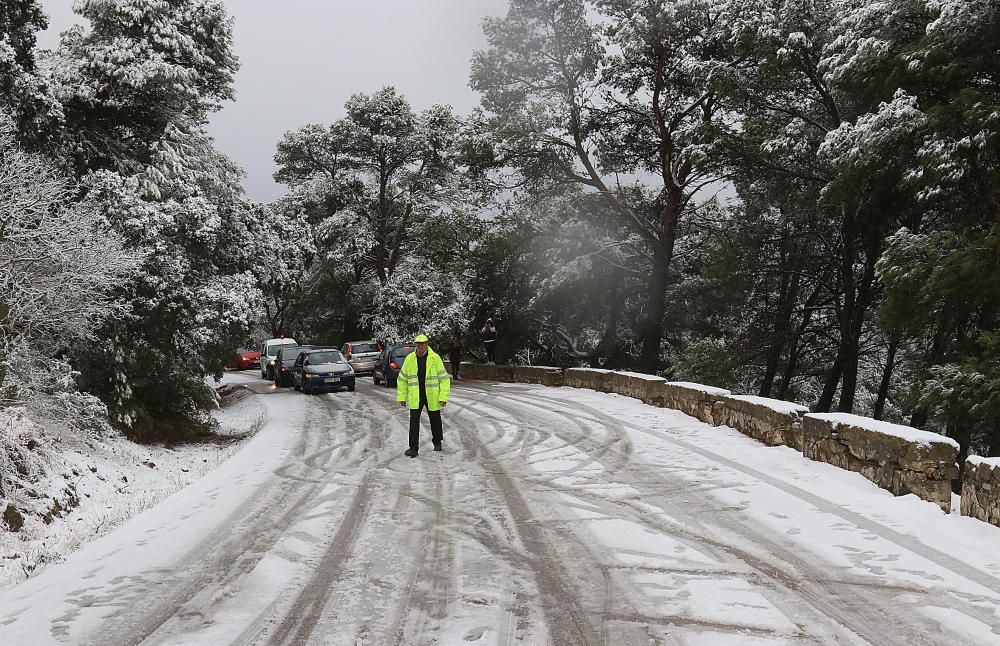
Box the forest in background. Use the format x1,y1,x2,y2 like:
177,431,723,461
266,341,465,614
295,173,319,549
1,0,997,468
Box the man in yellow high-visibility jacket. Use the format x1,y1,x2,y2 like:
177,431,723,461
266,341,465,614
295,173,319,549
398,334,451,457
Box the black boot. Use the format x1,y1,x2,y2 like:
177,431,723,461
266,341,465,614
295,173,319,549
404,448,418,458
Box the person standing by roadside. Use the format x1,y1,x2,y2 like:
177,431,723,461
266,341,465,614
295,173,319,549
480,318,497,364
447,332,462,380
398,334,450,457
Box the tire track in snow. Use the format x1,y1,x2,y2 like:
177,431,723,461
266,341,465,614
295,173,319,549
498,386,1000,643
85,397,344,645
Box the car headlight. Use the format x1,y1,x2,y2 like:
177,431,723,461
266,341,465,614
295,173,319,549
268,359,275,365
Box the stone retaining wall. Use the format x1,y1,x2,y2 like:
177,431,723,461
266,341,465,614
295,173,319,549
564,368,614,393
610,372,668,406
802,413,959,512
659,382,730,425
716,395,808,450
961,457,1000,527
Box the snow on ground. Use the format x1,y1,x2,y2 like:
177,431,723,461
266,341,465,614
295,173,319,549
539,387,1000,575
0,372,265,588
0,377,998,644
495,385,1000,640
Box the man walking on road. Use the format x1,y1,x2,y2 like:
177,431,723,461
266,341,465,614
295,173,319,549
398,334,450,457
447,332,462,380
481,318,497,364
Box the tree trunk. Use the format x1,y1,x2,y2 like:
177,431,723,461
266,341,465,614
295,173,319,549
837,210,882,413
815,346,844,413
776,281,823,400
638,246,668,374
947,417,972,494
989,431,1000,458
873,335,900,420
760,265,800,397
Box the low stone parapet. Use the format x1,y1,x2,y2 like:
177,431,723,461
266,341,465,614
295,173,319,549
717,395,808,450
511,366,564,386
660,382,730,425
445,361,492,380
961,457,1000,527
610,371,668,406
564,368,614,393
803,413,959,512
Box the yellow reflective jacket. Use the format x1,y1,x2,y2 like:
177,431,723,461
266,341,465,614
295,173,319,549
397,347,451,410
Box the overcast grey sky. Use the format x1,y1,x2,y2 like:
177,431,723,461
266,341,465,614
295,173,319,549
37,0,510,202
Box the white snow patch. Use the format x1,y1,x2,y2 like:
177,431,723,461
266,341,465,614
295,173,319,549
967,455,1000,468
725,394,808,415
807,412,959,449
614,371,666,382
666,381,731,396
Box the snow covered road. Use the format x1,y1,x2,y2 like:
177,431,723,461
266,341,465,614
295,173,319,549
2,373,999,645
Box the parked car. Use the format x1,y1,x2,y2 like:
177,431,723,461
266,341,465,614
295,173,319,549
373,342,415,387
274,345,311,387
341,340,382,376
293,349,355,394
226,347,261,370
260,337,298,380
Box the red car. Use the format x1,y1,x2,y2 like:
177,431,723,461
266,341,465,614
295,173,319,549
226,347,262,370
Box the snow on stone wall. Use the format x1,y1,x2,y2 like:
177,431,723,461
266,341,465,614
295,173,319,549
802,413,959,512
564,368,615,393
716,395,808,450
660,382,730,425
961,457,1000,527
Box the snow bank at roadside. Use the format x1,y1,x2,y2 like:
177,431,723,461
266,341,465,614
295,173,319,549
0,380,265,588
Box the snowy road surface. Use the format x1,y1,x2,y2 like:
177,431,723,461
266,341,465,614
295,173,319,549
2,373,1000,645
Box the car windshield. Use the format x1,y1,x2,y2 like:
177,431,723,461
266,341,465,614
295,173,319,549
279,348,302,361
351,342,379,354
267,343,295,356
391,347,415,359
305,351,344,365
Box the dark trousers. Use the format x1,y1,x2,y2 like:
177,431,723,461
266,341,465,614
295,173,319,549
484,342,496,362
409,402,443,451
449,354,461,378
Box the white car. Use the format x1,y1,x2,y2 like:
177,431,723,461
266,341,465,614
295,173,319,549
260,337,298,380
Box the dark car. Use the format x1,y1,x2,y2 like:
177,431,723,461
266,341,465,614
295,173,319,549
341,340,382,376
293,349,355,394
373,342,415,387
274,345,310,387
260,337,298,379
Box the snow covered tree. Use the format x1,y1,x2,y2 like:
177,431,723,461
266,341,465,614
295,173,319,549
471,0,729,373
0,0,60,147
271,87,481,344
274,87,469,284
46,0,237,178
0,114,139,422
31,1,256,439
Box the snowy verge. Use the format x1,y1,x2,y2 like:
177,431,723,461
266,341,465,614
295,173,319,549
0,376,266,588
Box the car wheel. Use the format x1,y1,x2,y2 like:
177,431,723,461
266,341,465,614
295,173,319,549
348,385,355,392
373,374,380,385
294,383,300,391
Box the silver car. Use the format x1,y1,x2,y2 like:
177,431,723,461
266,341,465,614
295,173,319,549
341,340,382,376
